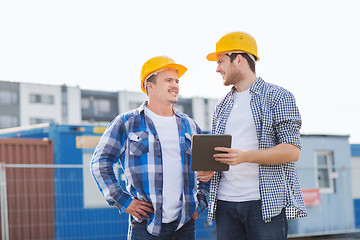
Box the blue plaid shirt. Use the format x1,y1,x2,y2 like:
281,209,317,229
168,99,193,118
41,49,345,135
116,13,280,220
91,102,209,236
208,77,307,222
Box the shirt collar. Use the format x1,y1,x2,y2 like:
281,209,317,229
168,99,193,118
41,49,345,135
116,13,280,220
249,77,264,94
138,101,185,118
228,77,264,98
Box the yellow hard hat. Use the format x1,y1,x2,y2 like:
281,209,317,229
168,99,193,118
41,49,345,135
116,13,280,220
206,32,259,61
140,56,187,93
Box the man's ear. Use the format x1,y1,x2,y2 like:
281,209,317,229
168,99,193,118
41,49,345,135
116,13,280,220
236,54,242,65
146,81,152,93
236,54,246,68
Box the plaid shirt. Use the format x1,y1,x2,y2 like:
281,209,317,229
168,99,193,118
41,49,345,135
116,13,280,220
208,77,307,222
91,102,209,236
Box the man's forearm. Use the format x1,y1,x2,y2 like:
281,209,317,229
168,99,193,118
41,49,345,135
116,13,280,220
247,143,300,165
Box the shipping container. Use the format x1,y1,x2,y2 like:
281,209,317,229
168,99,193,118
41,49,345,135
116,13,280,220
0,138,54,239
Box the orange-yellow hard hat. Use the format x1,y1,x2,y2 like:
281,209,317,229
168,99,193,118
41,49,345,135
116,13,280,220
140,56,187,93
206,32,259,61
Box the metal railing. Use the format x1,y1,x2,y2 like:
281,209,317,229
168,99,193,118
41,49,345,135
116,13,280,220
0,162,9,240
0,163,216,240
0,163,359,240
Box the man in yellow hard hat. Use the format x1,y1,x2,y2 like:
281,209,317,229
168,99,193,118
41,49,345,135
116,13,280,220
197,32,307,240
91,56,209,239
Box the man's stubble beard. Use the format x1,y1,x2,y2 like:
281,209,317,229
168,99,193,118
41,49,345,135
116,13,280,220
169,98,178,104
224,70,243,86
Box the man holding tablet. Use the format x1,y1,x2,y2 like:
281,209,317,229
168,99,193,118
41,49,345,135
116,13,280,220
197,32,307,240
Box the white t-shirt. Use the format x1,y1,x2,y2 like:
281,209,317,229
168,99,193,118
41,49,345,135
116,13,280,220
145,107,183,223
217,89,261,202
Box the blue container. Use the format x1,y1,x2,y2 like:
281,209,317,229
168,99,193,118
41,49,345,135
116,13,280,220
0,122,217,239
0,123,127,239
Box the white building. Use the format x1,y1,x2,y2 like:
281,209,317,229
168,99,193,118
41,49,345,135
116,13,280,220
19,82,82,126
0,80,218,131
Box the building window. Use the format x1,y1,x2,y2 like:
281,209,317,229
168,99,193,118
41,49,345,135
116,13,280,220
129,101,142,110
61,86,68,123
30,94,54,104
82,98,90,110
95,99,111,113
0,91,18,104
204,99,209,130
315,151,335,194
174,100,193,118
30,118,53,125
0,115,19,128
82,97,111,114
81,95,118,122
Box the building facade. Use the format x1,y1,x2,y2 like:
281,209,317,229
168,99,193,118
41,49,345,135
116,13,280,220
0,81,20,128
0,80,218,131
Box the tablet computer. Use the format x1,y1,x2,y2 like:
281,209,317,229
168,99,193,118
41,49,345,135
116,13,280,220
191,134,231,171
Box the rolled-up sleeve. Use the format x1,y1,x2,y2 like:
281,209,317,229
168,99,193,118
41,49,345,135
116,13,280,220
273,91,302,149
196,180,210,214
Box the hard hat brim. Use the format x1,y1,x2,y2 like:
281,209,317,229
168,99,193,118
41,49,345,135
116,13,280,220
206,52,217,61
140,63,187,93
165,63,187,79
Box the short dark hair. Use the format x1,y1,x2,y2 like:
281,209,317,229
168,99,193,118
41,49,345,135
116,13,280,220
228,53,256,73
144,74,157,94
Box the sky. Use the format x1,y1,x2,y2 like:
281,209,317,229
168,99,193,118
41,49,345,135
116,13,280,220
1,0,360,143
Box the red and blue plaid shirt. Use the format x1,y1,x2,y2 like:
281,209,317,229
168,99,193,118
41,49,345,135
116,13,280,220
208,77,307,222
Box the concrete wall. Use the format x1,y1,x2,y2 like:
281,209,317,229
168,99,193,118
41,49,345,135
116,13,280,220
66,86,82,124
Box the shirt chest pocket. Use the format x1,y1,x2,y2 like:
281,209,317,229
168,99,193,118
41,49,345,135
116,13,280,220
128,131,149,156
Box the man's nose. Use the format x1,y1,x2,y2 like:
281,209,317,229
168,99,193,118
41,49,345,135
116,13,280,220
216,65,221,73
170,81,179,89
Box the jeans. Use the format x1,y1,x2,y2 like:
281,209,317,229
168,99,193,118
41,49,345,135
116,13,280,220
215,200,288,240
127,217,195,240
